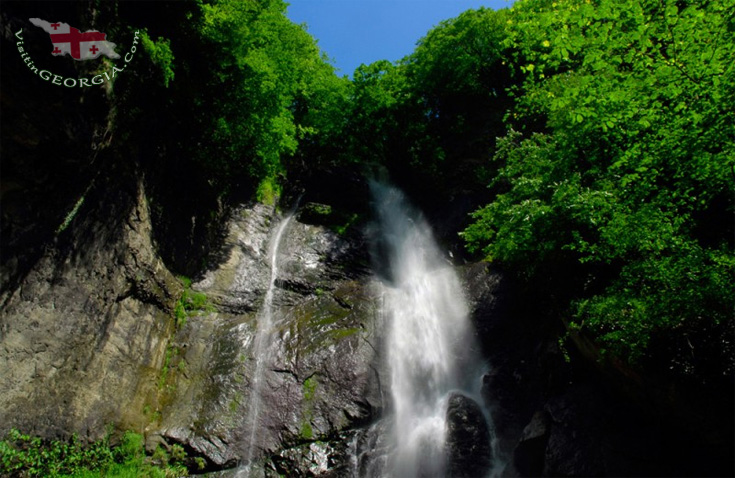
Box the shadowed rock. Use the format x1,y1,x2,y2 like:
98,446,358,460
445,393,493,478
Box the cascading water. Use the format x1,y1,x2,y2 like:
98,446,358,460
239,210,296,477
370,181,491,477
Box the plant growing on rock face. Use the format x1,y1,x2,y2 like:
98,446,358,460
151,442,187,471
174,275,214,329
158,343,188,394
298,376,319,441
55,194,86,234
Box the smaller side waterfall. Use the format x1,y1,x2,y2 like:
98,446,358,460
240,209,296,476
370,181,491,477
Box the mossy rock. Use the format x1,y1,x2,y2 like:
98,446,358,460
296,202,364,235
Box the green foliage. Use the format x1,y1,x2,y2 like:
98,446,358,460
336,7,516,196
299,421,314,441
158,341,187,394
194,0,342,190
256,175,282,206
173,301,187,329
302,376,318,402
297,376,319,441
464,0,735,368
55,195,86,234
117,431,144,463
297,203,363,235
174,275,213,329
177,275,192,289
140,31,175,87
186,291,209,312
330,213,360,236
117,0,346,204
0,429,187,477
406,6,513,168
308,203,332,217
346,60,407,164
150,442,187,472
0,428,112,477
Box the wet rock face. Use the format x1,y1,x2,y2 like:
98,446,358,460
444,393,493,478
154,203,385,471
349,418,391,478
269,436,353,478
0,185,384,472
193,204,274,314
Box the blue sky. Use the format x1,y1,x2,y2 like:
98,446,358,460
286,0,514,77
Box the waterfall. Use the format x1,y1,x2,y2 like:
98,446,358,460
240,209,296,477
370,181,490,477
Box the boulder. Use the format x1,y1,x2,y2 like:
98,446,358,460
513,410,551,477
269,438,351,477
444,393,493,478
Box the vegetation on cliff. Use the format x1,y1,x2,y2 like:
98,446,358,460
0,429,193,477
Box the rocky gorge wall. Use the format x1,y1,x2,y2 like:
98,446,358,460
0,163,387,473
0,138,505,475
152,201,387,474
1,166,732,477
0,165,181,440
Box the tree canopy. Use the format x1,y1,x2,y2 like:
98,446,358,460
119,0,733,375
462,0,734,370
120,0,345,202
316,0,733,375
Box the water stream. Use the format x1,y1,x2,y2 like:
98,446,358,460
370,181,491,477
235,185,491,477
240,209,297,477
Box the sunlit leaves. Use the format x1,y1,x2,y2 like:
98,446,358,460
139,32,175,87
195,0,340,187
465,0,735,366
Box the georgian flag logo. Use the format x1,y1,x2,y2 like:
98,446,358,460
30,18,120,60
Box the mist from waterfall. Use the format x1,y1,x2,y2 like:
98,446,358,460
370,181,489,477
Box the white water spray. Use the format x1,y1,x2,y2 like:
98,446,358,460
370,181,488,477
240,210,296,476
